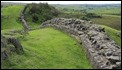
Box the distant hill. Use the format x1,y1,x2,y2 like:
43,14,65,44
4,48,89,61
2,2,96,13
51,4,121,9
1,2,27,6
51,4,121,30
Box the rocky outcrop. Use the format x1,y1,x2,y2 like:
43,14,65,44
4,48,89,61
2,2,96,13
40,18,121,69
1,35,8,60
1,35,24,60
8,38,23,53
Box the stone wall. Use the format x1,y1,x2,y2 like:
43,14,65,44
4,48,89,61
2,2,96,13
40,18,121,69
19,5,29,32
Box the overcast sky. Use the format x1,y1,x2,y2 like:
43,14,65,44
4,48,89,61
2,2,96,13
1,1,121,4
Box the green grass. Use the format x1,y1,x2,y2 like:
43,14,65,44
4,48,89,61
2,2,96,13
89,8,121,16
91,15,121,30
1,28,92,69
99,25,121,46
1,4,121,69
26,22,40,30
1,5,24,30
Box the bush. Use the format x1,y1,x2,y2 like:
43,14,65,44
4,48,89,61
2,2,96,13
82,16,90,21
85,13,102,19
24,3,59,24
32,13,39,22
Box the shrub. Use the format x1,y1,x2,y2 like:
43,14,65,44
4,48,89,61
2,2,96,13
85,13,102,19
24,3,59,24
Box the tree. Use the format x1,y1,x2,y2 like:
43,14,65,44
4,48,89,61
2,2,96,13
32,13,38,22
24,3,59,24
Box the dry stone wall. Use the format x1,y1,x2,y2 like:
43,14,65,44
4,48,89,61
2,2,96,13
19,5,29,32
40,18,121,69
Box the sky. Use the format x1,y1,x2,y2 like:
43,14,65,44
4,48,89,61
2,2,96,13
1,1,121,4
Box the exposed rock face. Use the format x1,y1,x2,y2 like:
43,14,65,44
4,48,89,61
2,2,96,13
1,35,8,60
1,50,8,60
40,18,121,69
8,38,24,53
1,35,24,60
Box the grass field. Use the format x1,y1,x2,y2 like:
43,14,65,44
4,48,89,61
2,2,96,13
89,8,121,16
55,4,121,30
1,28,92,69
91,15,121,30
1,4,121,69
1,5,23,30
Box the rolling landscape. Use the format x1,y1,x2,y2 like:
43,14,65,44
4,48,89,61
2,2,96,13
1,1,121,69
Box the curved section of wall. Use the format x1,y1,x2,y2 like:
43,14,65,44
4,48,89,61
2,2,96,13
40,18,121,69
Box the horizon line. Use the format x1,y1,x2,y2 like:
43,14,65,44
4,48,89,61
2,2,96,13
1,1,121,4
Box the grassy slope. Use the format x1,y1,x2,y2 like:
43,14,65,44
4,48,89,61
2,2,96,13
1,5,23,30
1,4,121,69
91,15,121,30
55,4,121,30
1,28,92,69
89,8,121,15
99,25,121,46
89,7,121,30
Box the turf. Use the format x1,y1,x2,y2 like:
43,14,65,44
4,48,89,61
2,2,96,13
89,8,121,16
1,4,121,69
1,28,92,69
1,5,23,30
91,15,121,30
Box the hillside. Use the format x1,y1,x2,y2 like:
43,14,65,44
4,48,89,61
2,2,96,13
51,4,121,16
1,2,121,69
23,3,59,29
91,15,121,30
1,28,92,69
40,18,121,69
1,5,23,30
1,3,92,69
52,4,121,30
